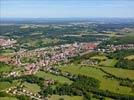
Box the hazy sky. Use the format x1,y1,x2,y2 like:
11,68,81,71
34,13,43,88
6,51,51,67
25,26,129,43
1,0,134,18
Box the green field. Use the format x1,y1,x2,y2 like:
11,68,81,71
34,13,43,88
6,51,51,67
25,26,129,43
23,38,61,48
0,62,13,73
20,56,38,63
101,67,134,80
0,66,12,73
35,71,72,84
30,32,42,35
0,82,13,90
99,59,118,67
58,64,134,95
0,80,20,91
48,94,113,100
91,55,107,61
90,55,117,67
0,97,18,100
0,64,23,73
48,95,83,100
0,49,15,55
23,82,41,93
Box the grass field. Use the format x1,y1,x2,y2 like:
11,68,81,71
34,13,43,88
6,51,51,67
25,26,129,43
48,95,83,100
58,64,134,95
20,56,38,63
0,63,23,73
99,59,118,67
23,82,41,93
0,82,12,90
24,38,60,47
90,55,107,61
30,32,42,35
0,80,20,91
90,54,117,67
101,67,134,80
0,97,18,100
35,71,72,84
0,66,12,73
0,49,15,55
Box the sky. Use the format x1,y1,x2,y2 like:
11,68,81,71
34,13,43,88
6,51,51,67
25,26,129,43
0,0,134,18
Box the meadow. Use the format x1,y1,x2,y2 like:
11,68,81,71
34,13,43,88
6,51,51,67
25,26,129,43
0,97,18,100
0,66,12,73
0,49,15,56
35,71,72,84
0,80,20,91
90,55,107,61
101,67,134,80
90,55,117,67
58,64,134,96
99,59,118,67
48,95,83,100
23,82,41,93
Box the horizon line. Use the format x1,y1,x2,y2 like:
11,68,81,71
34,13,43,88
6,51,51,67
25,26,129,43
1,17,134,19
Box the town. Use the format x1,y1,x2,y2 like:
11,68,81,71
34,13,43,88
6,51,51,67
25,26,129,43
0,19,134,100
0,38,17,48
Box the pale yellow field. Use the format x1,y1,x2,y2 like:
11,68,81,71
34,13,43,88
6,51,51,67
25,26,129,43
125,55,134,60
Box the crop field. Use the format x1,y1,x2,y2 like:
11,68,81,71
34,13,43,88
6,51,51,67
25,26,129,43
35,71,72,84
58,64,134,95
